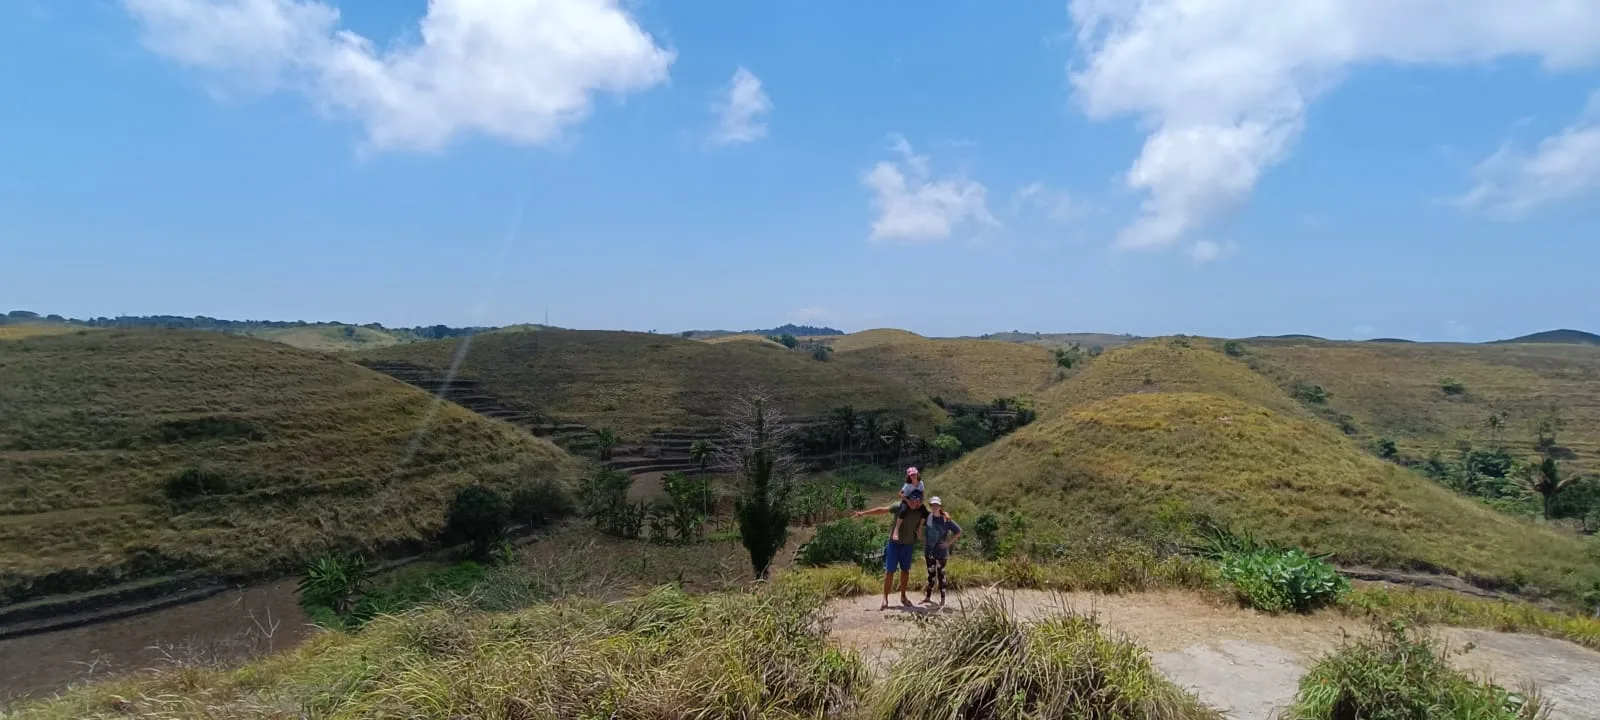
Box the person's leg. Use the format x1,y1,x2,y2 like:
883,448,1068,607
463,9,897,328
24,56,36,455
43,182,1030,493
933,555,949,604
881,543,896,609
922,552,935,603
898,569,912,605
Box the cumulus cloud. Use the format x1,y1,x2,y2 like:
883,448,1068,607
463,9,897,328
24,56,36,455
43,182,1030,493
1068,0,1600,251
1456,91,1600,216
710,67,771,145
1012,182,1085,223
123,0,675,152
1186,239,1234,264
863,135,998,244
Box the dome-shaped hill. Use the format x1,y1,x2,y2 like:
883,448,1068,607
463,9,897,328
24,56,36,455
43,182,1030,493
1040,337,1307,417
356,329,944,436
703,333,787,348
831,335,1056,404
823,328,926,353
0,330,583,603
938,391,1599,600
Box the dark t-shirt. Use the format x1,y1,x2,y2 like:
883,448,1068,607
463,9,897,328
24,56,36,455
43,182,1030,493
890,502,930,546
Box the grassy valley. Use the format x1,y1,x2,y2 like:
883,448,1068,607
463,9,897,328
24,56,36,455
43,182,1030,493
356,329,947,438
0,329,582,603
823,329,1058,405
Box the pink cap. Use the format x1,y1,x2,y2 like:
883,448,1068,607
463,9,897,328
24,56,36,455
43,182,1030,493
906,466,920,477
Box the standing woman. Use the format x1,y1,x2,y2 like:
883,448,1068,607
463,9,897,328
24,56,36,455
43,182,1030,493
921,496,961,605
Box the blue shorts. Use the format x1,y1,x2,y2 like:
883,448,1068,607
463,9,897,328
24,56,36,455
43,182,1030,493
884,542,915,573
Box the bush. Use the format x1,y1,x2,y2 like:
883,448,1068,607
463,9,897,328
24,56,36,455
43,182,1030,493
1222,340,1245,357
297,553,369,617
579,468,643,538
1219,548,1349,613
1283,621,1543,720
973,512,1001,559
509,477,574,529
1440,377,1467,396
797,519,881,570
1292,381,1329,404
1372,437,1399,460
164,467,230,501
872,596,1217,720
444,485,510,557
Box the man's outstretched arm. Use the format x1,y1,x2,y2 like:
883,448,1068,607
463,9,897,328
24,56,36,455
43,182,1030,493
853,505,895,518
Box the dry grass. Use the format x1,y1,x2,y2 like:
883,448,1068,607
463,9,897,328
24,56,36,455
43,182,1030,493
936,340,1600,603
819,328,928,354
1245,338,1600,476
1340,586,1600,652
251,325,408,352
356,329,945,437
8,586,869,720
0,324,87,341
0,329,583,602
829,333,1057,405
702,333,787,348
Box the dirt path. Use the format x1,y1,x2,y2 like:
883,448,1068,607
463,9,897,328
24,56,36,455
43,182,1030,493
825,589,1600,720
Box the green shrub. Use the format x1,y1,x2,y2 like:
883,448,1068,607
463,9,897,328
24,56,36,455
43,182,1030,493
1292,381,1329,404
797,519,881,570
444,485,511,557
296,553,369,617
163,467,230,501
1219,548,1349,613
973,512,1001,559
872,596,1218,720
1440,378,1467,396
509,477,573,529
1222,340,1246,357
1283,621,1543,720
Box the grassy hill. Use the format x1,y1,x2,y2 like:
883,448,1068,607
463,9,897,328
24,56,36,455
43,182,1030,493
252,324,411,351
823,330,1058,405
972,331,1142,351
938,338,1600,601
0,330,582,603
1493,329,1600,345
0,324,87,341
1241,338,1600,476
703,333,788,348
356,329,945,437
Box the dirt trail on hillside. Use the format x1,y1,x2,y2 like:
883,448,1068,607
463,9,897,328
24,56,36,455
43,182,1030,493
825,590,1600,720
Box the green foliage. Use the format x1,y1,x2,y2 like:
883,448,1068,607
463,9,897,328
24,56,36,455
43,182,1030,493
930,433,962,462
1372,437,1399,460
1222,340,1246,357
509,477,573,529
444,485,511,557
1283,621,1544,720
1219,548,1349,614
776,333,799,349
810,344,833,362
659,471,713,540
579,469,644,539
1291,381,1329,404
1440,377,1467,396
348,562,488,625
872,596,1219,720
796,518,881,570
1520,455,1572,520
593,427,620,460
163,467,231,502
972,512,1001,560
296,553,369,616
688,439,713,472
1053,343,1086,369
728,393,796,578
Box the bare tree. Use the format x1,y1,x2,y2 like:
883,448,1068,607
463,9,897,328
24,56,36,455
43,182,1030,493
717,389,800,578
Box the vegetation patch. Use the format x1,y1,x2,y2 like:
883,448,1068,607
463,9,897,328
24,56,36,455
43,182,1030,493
1283,621,1544,720
1340,586,1600,652
872,596,1219,720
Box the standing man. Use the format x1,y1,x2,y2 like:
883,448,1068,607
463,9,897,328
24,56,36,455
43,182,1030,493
921,496,962,605
854,489,930,610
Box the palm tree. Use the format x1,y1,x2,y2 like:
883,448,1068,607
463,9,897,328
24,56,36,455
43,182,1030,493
689,439,713,474
1485,411,1509,449
828,406,857,459
883,419,909,467
857,413,882,464
594,428,620,462
1521,455,1572,520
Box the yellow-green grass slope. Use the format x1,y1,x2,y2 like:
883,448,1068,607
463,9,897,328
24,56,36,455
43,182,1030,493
250,324,410,352
356,329,945,437
1244,338,1600,476
938,338,1600,602
0,330,582,603
824,328,1058,404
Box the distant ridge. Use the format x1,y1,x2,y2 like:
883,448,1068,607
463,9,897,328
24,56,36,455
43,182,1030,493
1243,334,1327,342
682,324,843,340
1491,329,1600,345
1365,338,1415,343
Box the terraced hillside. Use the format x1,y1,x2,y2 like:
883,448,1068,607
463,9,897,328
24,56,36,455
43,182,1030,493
0,330,583,604
1241,338,1600,476
356,329,945,438
938,338,1600,602
822,329,1057,404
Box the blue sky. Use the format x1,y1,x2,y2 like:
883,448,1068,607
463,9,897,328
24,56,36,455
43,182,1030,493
3,1,1599,341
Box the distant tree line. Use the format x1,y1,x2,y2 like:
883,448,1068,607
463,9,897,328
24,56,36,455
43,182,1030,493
2,309,486,340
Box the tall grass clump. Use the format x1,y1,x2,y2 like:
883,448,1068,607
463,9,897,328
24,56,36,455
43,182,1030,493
1340,587,1600,652
12,586,867,720
1282,621,1546,720
797,518,882,570
871,596,1219,720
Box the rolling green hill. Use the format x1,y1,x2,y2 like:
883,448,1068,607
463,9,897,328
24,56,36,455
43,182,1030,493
356,329,946,437
938,338,1600,601
0,330,582,603
824,329,1058,405
1492,329,1600,345
1241,338,1600,477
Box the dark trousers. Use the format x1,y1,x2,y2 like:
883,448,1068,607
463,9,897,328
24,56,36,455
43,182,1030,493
925,553,949,596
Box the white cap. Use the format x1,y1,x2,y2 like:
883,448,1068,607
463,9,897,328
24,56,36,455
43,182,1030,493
929,496,942,505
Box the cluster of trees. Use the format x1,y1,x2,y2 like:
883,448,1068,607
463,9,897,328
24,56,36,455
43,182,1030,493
1052,343,1104,369
930,397,1039,462
579,468,715,543
1396,409,1599,531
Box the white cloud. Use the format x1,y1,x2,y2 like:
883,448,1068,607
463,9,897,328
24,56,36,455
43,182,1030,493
710,67,771,145
1186,239,1234,264
1012,182,1085,223
1456,91,1600,216
1068,0,1600,251
864,135,999,244
123,0,675,152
